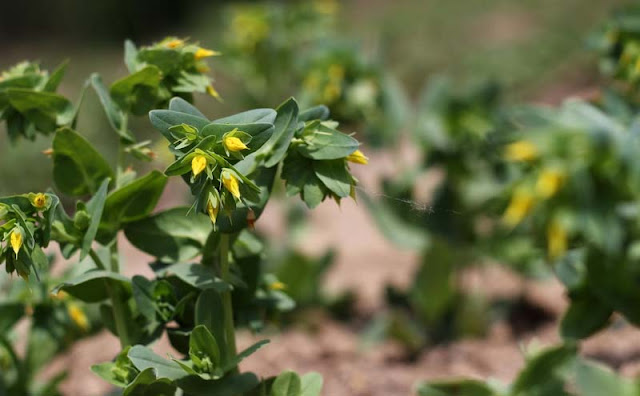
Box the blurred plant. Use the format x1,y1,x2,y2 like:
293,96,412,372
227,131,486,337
416,342,640,396
219,1,408,146
0,34,368,394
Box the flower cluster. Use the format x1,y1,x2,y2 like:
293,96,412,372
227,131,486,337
0,60,72,141
0,192,57,279
110,37,220,115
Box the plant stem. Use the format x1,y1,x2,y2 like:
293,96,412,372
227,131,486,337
88,249,107,270
0,335,25,387
219,234,237,362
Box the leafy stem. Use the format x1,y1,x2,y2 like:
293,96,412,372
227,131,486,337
219,233,238,365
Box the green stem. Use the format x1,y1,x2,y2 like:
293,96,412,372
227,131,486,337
219,234,237,362
0,334,25,387
88,249,107,270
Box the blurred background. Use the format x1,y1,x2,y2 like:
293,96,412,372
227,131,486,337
0,0,628,196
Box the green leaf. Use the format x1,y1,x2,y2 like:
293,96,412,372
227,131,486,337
300,372,323,396
127,345,186,381
124,207,212,263
43,60,69,92
124,40,139,73
176,372,260,396
297,125,359,160
190,325,221,372
416,379,496,396
98,171,167,244
313,159,351,198
110,65,163,115
574,360,639,396
123,368,177,396
0,303,24,333
52,127,114,196
213,109,276,125
299,105,329,122
511,343,577,394
195,289,228,365
271,371,302,396
201,122,274,152
80,178,110,260
220,339,270,374
159,262,230,292
6,88,73,130
261,98,299,168
89,73,135,142
169,97,206,118
560,289,612,340
149,109,210,141
52,270,131,303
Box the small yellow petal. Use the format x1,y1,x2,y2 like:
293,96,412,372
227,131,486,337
224,136,248,152
68,303,90,332
547,221,568,259
504,141,538,162
222,171,241,199
194,48,220,60
269,281,286,291
191,155,207,177
536,170,565,199
346,149,368,165
165,38,184,49
502,189,535,227
207,200,219,224
206,85,221,100
10,229,22,257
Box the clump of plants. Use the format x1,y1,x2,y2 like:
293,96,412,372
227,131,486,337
0,35,368,395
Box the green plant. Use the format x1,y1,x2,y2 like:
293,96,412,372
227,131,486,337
0,35,368,395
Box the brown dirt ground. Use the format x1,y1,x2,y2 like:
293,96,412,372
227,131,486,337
45,143,640,396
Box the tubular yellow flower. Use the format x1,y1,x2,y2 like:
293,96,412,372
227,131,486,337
346,150,369,165
222,171,241,199
165,38,184,49
328,64,345,81
207,200,219,224
10,229,22,257
206,85,221,100
536,169,565,199
194,48,219,60
504,141,538,162
547,220,568,260
191,155,207,177
224,136,248,152
502,189,535,227
30,193,47,209
68,303,90,331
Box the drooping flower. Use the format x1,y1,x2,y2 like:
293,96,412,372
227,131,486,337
207,199,219,224
346,149,369,165
67,303,90,331
191,155,208,177
194,48,220,60
10,229,22,257
224,135,248,152
206,85,221,100
504,140,538,162
268,281,286,291
221,170,241,199
502,189,535,227
536,169,565,199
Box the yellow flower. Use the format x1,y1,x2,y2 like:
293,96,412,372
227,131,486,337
504,141,538,162
30,193,47,210
502,189,535,227
323,83,341,103
346,150,369,165
194,47,220,60
207,199,219,224
269,281,286,291
313,0,339,15
165,38,184,49
222,171,241,199
10,229,22,257
547,220,568,260
206,85,221,100
191,155,207,177
536,169,565,199
224,135,248,152
68,303,90,331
